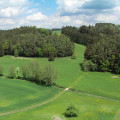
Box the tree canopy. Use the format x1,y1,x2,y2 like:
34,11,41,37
0,26,74,58
62,23,120,74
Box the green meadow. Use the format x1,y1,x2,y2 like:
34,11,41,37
0,43,120,120
52,30,61,35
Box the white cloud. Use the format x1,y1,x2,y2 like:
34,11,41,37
95,14,118,23
26,12,48,21
0,0,120,30
57,0,91,14
0,7,19,17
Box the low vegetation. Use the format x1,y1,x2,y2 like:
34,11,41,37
7,61,58,86
64,104,78,117
0,66,3,76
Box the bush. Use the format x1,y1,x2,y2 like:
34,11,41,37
64,105,78,117
21,61,42,82
83,60,97,71
21,62,58,86
21,65,29,79
43,64,58,86
0,66,3,76
8,65,15,78
28,61,42,82
14,67,20,79
48,46,57,61
14,49,19,57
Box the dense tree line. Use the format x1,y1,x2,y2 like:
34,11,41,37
62,23,120,74
0,26,74,59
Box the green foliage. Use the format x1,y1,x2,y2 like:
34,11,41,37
114,55,120,74
0,43,4,57
21,61,58,86
64,104,78,117
14,49,19,57
21,65,29,80
0,26,73,58
0,66,3,76
14,67,20,79
8,65,15,78
43,64,58,86
48,46,57,61
100,60,110,72
83,60,97,71
28,61,42,82
71,52,77,59
62,23,120,74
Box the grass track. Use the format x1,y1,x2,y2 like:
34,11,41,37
0,43,120,119
0,77,61,113
1,91,120,120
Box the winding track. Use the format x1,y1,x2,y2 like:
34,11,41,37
0,74,120,117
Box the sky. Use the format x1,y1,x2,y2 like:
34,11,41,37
0,0,120,29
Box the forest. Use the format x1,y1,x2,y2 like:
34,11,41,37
62,23,120,74
0,26,74,61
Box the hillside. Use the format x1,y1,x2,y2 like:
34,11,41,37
0,44,120,120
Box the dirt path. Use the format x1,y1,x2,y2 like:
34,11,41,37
0,89,66,117
1,73,120,117
11,56,33,60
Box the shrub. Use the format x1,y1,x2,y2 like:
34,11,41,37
21,61,42,82
42,64,58,86
64,105,78,117
14,49,19,57
48,47,57,61
21,65,29,79
28,61,42,82
83,60,97,71
20,62,58,86
14,67,20,79
8,65,15,78
0,66,3,76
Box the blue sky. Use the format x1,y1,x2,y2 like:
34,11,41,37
0,0,120,29
32,0,58,16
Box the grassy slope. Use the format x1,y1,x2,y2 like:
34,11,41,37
1,91,120,120
52,30,61,35
0,44,120,99
0,44,120,119
0,77,61,113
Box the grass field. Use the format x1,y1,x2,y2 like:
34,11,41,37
1,91,120,120
0,43,120,119
0,77,61,113
52,30,61,35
